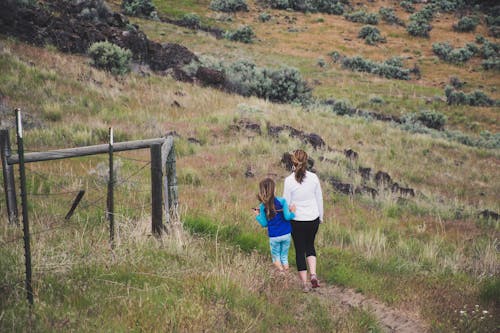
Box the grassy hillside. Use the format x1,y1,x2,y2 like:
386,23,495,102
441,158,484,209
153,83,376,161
1,0,499,331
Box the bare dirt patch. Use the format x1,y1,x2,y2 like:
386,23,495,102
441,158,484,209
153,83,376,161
314,284,429,332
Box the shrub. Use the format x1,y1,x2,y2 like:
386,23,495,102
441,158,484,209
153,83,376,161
341,55,411,80
400,1,415,13
449,76,465,89
358,26,386,45
88,41,132,75
329,51,341,62
373,63,411,80
480,40,500,60
379,7,404,26
369,96,385,104
415,110,447,130
431,0,463,12
432,42,476,63
268,0,289,9
195,57,312,103
475,35,485,44
258,66,312,103
259,12,272,22
482,58,500,70
485,15,500,38
224,25,255,43
332,99,352,115
210,0,248,12
268,0,345,14
407,20,432,37
122,0,157,19
344,10,379,25
313,0,345,15
180,13,201,28
414,4,435,21
445,86,495,106
453,16,479,32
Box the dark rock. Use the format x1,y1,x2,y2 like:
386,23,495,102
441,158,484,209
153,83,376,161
304,133,325,150
236,119,261,135
195,67,225,87
479,209,499,220
375,171,392,187
358,166,371,182
391,182,415,197
148,43,196,71
187,137,201,145
0,0,197,75
329,178,355,195
355,185,378,199
172,68,193,82
344,148,358,161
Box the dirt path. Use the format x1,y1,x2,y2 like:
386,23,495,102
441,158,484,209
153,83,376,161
312,284,429,333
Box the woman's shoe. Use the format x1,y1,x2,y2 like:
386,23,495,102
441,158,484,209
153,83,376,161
310,274,320,289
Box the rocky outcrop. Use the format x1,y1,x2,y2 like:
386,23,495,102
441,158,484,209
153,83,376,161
0,0,197,72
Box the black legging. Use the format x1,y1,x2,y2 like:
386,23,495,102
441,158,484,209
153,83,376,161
291,218,320,271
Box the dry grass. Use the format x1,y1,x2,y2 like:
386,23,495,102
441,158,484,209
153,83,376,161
1,1,499,330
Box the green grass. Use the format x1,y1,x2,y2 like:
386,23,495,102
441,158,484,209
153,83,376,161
1,2,499,330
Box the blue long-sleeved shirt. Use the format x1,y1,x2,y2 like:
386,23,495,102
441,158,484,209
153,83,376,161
255,197,295,237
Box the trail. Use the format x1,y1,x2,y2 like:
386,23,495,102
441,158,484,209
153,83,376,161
312,284,429,332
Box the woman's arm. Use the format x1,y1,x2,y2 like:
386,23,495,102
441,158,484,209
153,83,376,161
280,198,296,221
283,177,292,204
315,179,324,222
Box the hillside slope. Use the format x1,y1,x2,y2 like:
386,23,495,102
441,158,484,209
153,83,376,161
1,0,499,331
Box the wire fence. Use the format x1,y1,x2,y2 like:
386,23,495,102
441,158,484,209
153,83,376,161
1,127,178,305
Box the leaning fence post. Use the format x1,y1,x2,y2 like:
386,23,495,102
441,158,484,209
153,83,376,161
107,127,115,248
151,143,163,236
166,139,178,219
15,109,34,305
1,129,18,224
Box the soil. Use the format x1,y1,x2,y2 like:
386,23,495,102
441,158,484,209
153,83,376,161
315,284,429,332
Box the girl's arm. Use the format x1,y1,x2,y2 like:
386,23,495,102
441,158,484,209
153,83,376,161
280,198,296,221
255,204,268,227
283,177,292,204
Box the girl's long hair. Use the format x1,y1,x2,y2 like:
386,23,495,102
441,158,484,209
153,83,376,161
257,178,276,220
292,149,308,184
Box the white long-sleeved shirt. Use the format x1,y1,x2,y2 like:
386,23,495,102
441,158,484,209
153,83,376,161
283,170,323,222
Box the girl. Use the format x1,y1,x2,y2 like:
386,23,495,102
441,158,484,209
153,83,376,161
254,178,296,273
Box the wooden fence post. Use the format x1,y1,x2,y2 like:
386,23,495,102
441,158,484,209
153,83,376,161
16,109,33,305
1,129,18,224
151,143,163,235
107,127,115,247
166,140,178,219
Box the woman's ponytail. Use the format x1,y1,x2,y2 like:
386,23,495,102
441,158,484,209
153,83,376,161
292,150,308,184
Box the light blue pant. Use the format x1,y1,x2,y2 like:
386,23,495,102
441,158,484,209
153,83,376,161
269,233,291,265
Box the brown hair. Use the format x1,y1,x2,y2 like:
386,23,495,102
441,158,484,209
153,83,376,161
257,178,276,220
292,149,308,184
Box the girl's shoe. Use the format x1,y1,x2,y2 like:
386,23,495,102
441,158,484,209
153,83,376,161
302,283,311,293
310,274,320,289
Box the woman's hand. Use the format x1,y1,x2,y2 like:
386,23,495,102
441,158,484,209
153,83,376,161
289,204,296,213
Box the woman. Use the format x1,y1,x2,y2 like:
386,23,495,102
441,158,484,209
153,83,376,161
283,149,323,292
